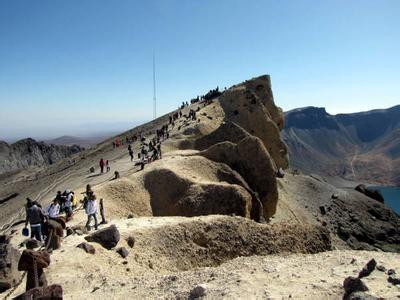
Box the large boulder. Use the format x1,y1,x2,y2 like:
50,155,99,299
85,225,120,250
14,284,63,300
18,250,50,271
0,235,21,293
143,156,254,218
200,136,278,220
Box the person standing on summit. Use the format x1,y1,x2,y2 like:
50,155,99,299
99,158,105,173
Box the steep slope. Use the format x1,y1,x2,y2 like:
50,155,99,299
0,138,83,175
283,105,400,185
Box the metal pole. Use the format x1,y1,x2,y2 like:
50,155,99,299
153,51,157,119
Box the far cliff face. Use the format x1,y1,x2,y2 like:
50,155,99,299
283,106,400,185
0,138,83,175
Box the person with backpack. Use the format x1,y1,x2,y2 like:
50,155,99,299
85,191,98,231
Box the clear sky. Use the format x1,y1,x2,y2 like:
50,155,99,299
1,0,399,140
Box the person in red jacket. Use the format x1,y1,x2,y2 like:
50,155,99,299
99,158,105,173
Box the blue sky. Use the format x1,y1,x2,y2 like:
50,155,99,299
0,0,399,140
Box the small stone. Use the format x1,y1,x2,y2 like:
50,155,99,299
77,242,95,254
343,276,368,295
127,214,134,219
388,269,396,276
388,276,400,286
358,259,377,278
66,228,74,236
319,206,326,215
126,236,135,248
116,247,129,258
122,261,128,265
351,258,357,264
190,284,207,298
331,193,339,199
377,265,386,272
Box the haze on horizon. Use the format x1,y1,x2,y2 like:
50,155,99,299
1,0,399,141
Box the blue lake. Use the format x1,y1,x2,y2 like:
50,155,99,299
370,186,400,215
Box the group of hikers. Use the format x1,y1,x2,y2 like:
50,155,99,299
99,158,111,173
24,184,107,242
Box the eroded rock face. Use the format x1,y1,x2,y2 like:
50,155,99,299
0,235,21,293
219,77,289,169
200,136,278,220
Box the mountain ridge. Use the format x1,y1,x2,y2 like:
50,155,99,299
283,105,400,185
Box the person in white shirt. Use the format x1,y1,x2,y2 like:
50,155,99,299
47,198,60,219
85,191,98,230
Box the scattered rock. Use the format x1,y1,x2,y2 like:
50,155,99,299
126,236,135,248
348,291,378,300
343,277,368,296
387,269,396,276
116,247,129,258
319,206,326,215
77,242,96,254
13,284,63,300
127,214,134,219
331,193,339,199
66,228,74,236
375,265,386,272
85,224,120,250
189,284,207,299
388,276,400,285
358,259,377,278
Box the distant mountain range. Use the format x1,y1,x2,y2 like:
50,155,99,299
0,138,83,175
44,135,112,148
283,105,400,186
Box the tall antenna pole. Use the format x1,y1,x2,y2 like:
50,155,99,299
153,50,157,119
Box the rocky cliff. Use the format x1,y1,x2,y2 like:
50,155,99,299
0,138,83,175
283,105,400,185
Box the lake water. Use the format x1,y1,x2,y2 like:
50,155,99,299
370,186,400,215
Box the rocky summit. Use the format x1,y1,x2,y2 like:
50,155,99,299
1,75,400,299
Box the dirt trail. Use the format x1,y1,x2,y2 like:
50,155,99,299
350,148,359,179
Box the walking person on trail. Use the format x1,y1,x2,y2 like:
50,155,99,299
99,158,105,173
47,198,60,219
106,160,110,172
85,191,98,231
129,149,134,161
25,200,46,242
64,190,73,218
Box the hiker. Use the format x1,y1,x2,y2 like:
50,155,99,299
25,201,46,242
99,198,107,225
47,198,60,219
106,160,110,172
64,190,73,217
157,143,162,159
99,158,105,173
85,191,98,230
129,149,134,161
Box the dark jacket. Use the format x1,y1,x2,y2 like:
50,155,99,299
27,205,45,225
